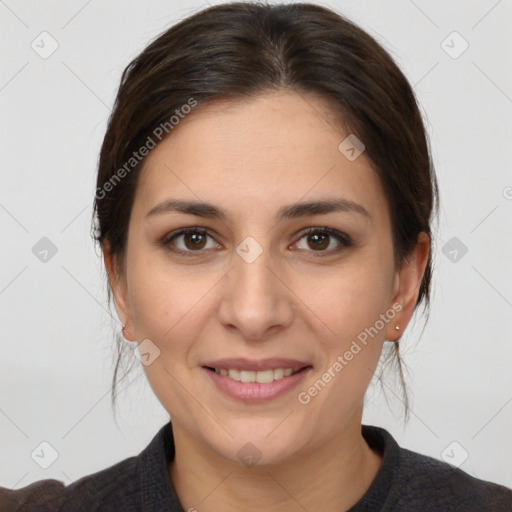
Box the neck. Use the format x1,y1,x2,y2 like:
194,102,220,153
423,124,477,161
168,410,382,512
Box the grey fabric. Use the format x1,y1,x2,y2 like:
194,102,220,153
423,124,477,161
350,426,512,511
1,421,511,511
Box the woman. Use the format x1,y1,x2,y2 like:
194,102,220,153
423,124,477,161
1,1,511,510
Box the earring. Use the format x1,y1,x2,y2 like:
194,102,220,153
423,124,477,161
395,325,400,331
122,325,127,338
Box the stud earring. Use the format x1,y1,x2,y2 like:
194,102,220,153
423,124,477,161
395,325,400,331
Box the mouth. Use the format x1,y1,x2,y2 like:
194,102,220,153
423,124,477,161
202,360,313,403
203,366,309,383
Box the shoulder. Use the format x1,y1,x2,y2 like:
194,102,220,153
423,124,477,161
0,422,178,512
360,425,512,512
0,455,138,512
395,445,512,511
0,479,65,512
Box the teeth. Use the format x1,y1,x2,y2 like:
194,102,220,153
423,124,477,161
240,370,255,383
256,370,274,384
213,367,301,383
274,368,284,379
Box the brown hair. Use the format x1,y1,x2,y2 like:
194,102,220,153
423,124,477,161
92,1,439,416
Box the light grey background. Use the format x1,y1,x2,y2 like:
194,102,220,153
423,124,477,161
1,0,511,490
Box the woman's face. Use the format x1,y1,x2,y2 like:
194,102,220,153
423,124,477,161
107,90,427,465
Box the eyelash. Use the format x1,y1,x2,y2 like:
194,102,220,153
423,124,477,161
160,226,353,257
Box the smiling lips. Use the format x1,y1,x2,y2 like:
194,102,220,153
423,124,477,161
213,367,301,383
202,357,312,400
203,357,311,381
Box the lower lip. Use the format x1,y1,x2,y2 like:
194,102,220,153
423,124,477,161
203,367,312,403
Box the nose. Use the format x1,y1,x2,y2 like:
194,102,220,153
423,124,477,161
218,242,295,341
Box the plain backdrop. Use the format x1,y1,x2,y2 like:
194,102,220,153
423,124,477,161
1,0,511,491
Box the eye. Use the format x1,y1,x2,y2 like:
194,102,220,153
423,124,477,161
293,227,353,255
161,227,221,255
161,226,353,257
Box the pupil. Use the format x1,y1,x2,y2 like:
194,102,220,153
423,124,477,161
309,233,328,250
185,233,206,250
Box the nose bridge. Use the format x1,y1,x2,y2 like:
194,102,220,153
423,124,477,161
235,240,274,296
219,237,294,338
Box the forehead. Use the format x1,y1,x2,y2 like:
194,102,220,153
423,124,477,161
133,91,388,224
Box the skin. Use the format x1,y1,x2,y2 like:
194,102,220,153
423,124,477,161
103,90,429,511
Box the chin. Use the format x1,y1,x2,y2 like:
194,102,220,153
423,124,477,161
207,419,306,467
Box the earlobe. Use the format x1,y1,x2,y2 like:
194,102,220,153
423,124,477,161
386,232,430,341
101,242,135,341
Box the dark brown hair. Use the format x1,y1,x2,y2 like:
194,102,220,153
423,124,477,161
91,1,439,416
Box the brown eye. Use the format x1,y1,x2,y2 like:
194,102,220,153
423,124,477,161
306,232,329,250
162,226,352,257
294,227,353,254
182,232,207,250
162,228,220,255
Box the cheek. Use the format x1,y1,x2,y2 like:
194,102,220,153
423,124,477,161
125,262,216,409
126,255,219,354
292,254,394,344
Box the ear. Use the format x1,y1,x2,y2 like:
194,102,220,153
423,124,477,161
385,231,430,342
102,242,136,341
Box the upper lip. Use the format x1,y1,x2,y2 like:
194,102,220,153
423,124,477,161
202,358,312,371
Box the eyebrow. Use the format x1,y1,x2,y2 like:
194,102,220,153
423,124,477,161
146,197,371,222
